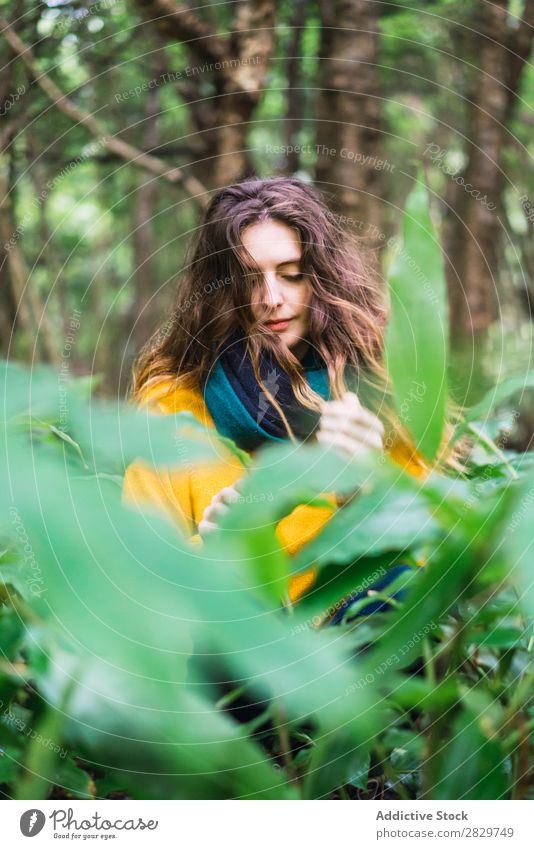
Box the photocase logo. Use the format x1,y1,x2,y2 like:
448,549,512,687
20,809,46,837
257,368,279,425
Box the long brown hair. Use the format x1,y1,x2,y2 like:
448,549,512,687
131,176,457,471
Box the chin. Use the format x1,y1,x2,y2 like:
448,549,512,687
285,327,306,348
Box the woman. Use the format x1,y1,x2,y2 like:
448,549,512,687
123,176,435,610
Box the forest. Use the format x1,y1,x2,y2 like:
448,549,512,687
1,0,534,803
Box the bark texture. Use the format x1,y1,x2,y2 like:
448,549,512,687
444,0,534,340
315,0,384,241
133,0,278,189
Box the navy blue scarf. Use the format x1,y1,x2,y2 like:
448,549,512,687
202,335,331,451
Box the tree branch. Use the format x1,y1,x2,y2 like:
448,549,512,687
0,17,208,208
131,0,228,64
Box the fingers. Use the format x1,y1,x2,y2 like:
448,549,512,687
319,414,384,445
203,488,238,524
217,485,241,505
206,499,232,520
319,419,384,449
317,392,384,459
320,393,385,436
198,517,218,537
198,500,229,537
319,396,384,458
343,391,362,410
317,423,383,455
198,482,243,538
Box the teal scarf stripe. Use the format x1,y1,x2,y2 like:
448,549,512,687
204,359,331,451
204,358,286,448
306,368,331,400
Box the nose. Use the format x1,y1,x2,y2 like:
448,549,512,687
262,271,284,308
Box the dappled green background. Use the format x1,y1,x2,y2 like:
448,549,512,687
1,0,534,413
2,0,534,803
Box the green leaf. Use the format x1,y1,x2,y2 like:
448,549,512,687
291,552,415,628
47,424,88,468
429,705,509,799
385,727,424,773
67,400,225,473
304,733,371,799
292,459,439,572
385,178,448,461
0,361,97,425
0,360,64,422
212,441,381,602
0,359,225,475
15,700,69,800
51,757,95,799
0,723,24,784
0,426,382,797
386,677,457,712
0,609,25,658
502,468,534,622
469,627,526,649
455,373,534,440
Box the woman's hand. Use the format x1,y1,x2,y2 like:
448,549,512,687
198,481,244,538
316,391,384,460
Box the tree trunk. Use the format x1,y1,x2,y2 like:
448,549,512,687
132,0,277,190
131,89,160,353
0,185,18,358
315,0,384,242
443,0,534,341
0,35,19,357
284,0,307,174
0,167,60,366
0,170,35,358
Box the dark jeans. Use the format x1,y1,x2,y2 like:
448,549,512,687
327,563,413,626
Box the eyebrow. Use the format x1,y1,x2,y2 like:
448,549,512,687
276,258,302,268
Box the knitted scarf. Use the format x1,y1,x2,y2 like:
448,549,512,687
202,334,331,451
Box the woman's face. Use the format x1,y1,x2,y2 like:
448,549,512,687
241,219,312,355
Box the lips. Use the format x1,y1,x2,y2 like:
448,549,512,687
265,317,293,330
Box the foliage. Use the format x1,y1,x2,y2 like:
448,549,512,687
1,357,533,799
1,188,534,800
385,178,449,461
1,0,533,398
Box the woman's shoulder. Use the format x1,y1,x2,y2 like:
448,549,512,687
136,375,214,426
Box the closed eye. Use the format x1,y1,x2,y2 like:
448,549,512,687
281,273,305,282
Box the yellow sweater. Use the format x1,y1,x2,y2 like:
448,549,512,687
122,378,426,604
